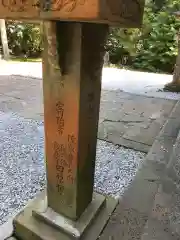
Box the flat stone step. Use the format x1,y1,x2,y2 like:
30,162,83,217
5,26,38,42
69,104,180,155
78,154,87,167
98,91,177,153
166,129,180,186
0,218,13,240
140,101,180,240
100,100,180,240
6,238,17,240
141,218,179,240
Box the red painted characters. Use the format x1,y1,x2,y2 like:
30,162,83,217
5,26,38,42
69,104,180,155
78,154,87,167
1,0,85,12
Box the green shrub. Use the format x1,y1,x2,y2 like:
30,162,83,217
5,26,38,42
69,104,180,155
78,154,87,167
106,0,180,73
2,0,180,73
6,21,42,58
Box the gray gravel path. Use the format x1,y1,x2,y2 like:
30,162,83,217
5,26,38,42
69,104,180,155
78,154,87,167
0,111,145,225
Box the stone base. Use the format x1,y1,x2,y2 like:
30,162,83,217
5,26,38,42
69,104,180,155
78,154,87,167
13,191,118,240
0,218,13,239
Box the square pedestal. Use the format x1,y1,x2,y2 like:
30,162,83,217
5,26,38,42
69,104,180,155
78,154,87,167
13,190,118,240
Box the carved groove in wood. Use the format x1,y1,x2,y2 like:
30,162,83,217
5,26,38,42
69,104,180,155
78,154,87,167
1,0,86,12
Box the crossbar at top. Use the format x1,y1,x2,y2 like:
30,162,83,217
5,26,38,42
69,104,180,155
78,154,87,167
0,0,145,27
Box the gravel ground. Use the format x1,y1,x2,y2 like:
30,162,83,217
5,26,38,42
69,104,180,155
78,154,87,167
0,110,145,225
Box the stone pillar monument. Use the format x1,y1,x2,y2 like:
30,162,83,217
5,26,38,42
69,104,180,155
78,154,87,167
0,1,145,239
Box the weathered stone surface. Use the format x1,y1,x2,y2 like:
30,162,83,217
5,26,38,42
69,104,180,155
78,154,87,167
146,136,175,165
166,131,180,185
33,193,106,239
104,134,150,152
141,102,180,182
0,74,176,152
0,75,43,120
169,190,180,236
138,116,179,186
141,218,179,240
152,186,172,222
161,177,177,195
100,101,180,240
123,121,163,145
139,135,176,180
142,160,167,181
157,117,180,138
42,22,108,219
168,100,180,119
121,177,158,214
98,121,127,139
139,103,180,239
0,218,13,239
13,190,118,240
99,150,161,239
99,91,176,152
141,184,180,240
99,207,148,240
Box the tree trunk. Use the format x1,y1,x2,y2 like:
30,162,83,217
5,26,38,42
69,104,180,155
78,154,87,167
164,30,180,92
172,31,180,84
0,19,9,60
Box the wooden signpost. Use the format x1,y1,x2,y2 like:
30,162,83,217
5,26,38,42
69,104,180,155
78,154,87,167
1,0,145,239
0,0,144,26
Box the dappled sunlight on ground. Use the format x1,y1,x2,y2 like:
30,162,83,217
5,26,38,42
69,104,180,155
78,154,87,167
102,67,179,99
1,60,179,99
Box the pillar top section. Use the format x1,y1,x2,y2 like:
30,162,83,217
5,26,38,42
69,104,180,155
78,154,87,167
0,0,145,27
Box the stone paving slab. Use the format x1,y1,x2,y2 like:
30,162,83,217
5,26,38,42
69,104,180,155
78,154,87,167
100,206,148,240
99,173,159,240
0,218,13,239
99,90,176,152
140,180,180,240
0,75,176,153
100,100,180,240
166,130,180,186
0,75,43,120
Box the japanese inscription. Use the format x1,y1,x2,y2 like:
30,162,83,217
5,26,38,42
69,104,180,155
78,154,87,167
55,101,65,136
44,0,85,11
54,141,66,195
53,134,76,207
53,135,76,189
0,0,144,27
1,0,85,12
67,134,76,184
2,0,34,12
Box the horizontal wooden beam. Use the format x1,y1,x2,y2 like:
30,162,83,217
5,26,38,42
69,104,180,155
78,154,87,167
6,20,41,24
0,0,145,27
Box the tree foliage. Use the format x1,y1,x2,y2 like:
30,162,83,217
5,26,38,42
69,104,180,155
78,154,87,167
6,21,42,58
2,0,180,73
106,0,180,73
